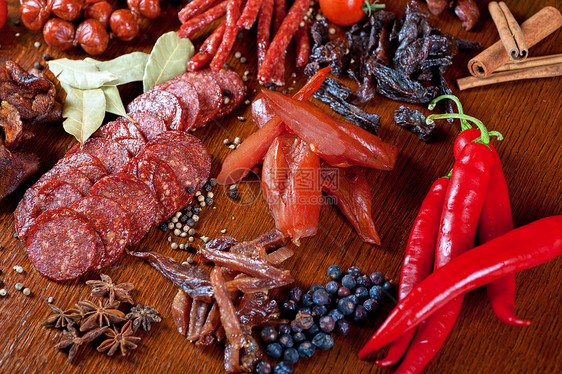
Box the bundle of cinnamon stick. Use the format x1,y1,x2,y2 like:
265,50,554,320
458,4,562,90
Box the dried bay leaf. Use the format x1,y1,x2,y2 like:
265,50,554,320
143,32,194,92
85,52,150,85
101,85,127,117
49,59,118,90
62,88,106,145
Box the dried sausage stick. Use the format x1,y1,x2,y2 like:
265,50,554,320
210,0,243,71
178,0,222,24
187,22,227,71
256,0,274,68
237,0,263,29
177,1,228,39
295,22,310,67
259,0,308,84
272,0,286,33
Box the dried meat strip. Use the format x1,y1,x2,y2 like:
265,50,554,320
295,22,311,67
236,292,281,330
176,72,222,127
178,1,228,39
127,90,186,131
71,196,131,268
26,207,101,281
37,164,93,196
129,251,214,301
196,303,221,346
14,179,83,242
188,299,211,341
67,138,131,174
258,0,309,84
240,336,263,372
210,266,247,350
172,289,192,336
202,69,245,119
272,0,286,33
188,23,227,72
210,0,243,71
237,0,263,29
127,112,167,142
178,0,222,23
256,0,274,68
154,79,200,131
226,275,292,293
90,173,164,245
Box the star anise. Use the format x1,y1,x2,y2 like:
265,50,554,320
53,326,108,361
42,304,84,329
86,274,135,304
125,304,162,332
78,300,126,332
97,320,141,356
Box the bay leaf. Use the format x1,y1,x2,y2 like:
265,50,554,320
49,59,118,90
62,88,106,144
101,85,127,116
143,32,194,92
85,52,150,85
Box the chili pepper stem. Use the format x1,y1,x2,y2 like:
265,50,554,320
426,113,498,146
428,94,471,131
363,1,386,17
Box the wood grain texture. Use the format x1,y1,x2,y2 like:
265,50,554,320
0,0,561,373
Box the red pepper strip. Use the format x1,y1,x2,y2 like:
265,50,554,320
359,215,562,358
261,90,399,170
320,162,381,245
262,133,322,241
0,0,7,30
454,129,530,326
376,177,449,367
216,67,331,185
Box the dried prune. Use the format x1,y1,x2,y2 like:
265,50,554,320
394,105,436,142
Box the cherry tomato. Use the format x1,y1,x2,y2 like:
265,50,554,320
319,0,384,26
1,0,9,29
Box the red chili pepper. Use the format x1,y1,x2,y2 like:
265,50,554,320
376,177,449,367
0,0,7,29
455,128,530,326
262,133,322,241
261,89,398,170
358,215,562,357
320,162,381,245
216,67,331,185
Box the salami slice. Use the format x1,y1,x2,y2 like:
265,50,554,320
176,72,222,127
127,112,167,141
71,196,131,268
26,207,101,282
15,180,84,242
90,173,165,246
139,143,200,194
127,90,186,131
154,80,200,131
56,153,108,183
67,138,131,174
93,117,147,156
202,69,245,119
38,164,93,195
128,155,189,219
147,131,211,189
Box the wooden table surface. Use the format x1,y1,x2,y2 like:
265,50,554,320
1,0,561,373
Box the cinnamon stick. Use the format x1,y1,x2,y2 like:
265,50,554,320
494,54,562,72
468,6,562,78
458,63,562,90
488,2,526,61
499,2,528,60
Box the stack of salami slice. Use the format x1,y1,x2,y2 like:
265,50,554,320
13,69,244,282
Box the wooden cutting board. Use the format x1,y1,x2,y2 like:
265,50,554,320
0,0,560,372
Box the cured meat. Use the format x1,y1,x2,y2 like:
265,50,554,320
14,180,83,242
37,164,93,196
92,117,147,156
176,72,222,126
71,196,132,269
26,207,101,281
155,79,200,131
127,112,167,141
172,289,192,336
56,153,108,183
209,0,243,71
202,69,245,119
90,173,165,246
126,155,189,219
67,138,131,174
146,131,211,190
188,23,227,72
127,89,186,131
138,144,199,195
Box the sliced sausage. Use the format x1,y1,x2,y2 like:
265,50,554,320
26,207,101,282
202,69,245,119
154,80,200,131
92,117,147,156
38,164,93,195
127,112,168,141
56,153,108,183
89,173,165,246
67,138,131,174
176,72,222,127
127,90,186,131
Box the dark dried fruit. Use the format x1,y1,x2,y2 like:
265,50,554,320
394,105,436,142
84,1,113,28
75,18,109,55
48,0,84,21
109,9,139,42
42,18,75,51
20,0,50,31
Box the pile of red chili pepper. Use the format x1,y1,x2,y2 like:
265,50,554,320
216,67,399,245
358,95,562,373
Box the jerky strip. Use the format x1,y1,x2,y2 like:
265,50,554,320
177,1,228,39
130,251,213,302
196,303,220,346
210,0,243,71
172,289,192,336
295,22,311,67
238,0,263,29
187,299,210,341
211,266,247,350
224,342,241,373
257,0,274,68
236,292,281,330
226,275,293,293
230,228,286,253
